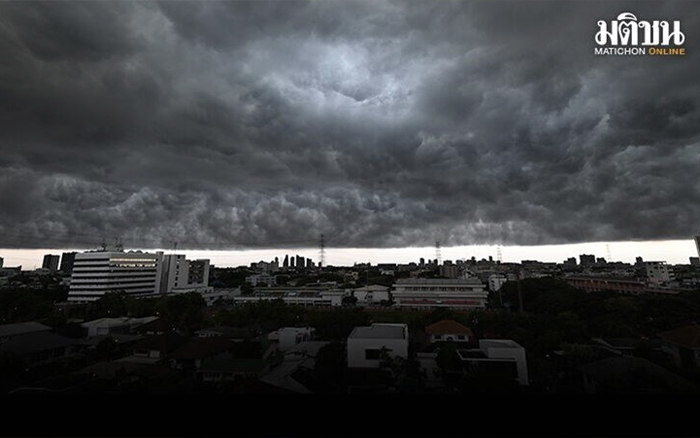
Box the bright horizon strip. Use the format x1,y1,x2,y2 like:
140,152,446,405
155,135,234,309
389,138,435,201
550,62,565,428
1,239,698,269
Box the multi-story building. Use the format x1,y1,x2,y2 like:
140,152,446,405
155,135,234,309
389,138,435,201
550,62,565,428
187,259,210,287
60,252,77,275
42,254,60,272
0,256,4,268
159,254,189,293
439,264,460,279
69,251,211,302
564,257,577,266
488,274,508,292
645,261,673,284
690,257,700,267
245,273,277,287
695,235,700,258
68,251,163,302
579,254,596,266
392,278,488,309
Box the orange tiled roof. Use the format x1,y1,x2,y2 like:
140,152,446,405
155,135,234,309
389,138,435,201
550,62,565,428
658,325,700,349
425,319,473,336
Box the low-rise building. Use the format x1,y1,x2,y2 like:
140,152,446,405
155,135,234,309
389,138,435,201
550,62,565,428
352,285,390,305
658,325,700,370
456,339,529,386
80,316,159,338
0,322,77,367
277,327,315,352
347,323,409,369
425,319,474,343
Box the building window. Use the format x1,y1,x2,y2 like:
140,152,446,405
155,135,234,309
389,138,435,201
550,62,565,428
365,349,382,360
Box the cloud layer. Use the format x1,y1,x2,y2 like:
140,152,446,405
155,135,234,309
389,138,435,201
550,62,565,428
1,1,699,249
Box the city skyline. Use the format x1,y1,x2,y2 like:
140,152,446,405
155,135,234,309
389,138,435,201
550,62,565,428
1,1,700,255
1,238,698,269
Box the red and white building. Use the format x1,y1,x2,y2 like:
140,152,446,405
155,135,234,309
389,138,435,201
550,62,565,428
392,278,488,309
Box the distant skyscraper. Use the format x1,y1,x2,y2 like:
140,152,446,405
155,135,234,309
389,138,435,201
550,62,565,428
60,252,77,275
290,256,295,268
283,255,289,268
690,257,700,266
635,256,644,266
564,257,577,266
0,256,3,268
419,258,425,266
306,258,312,268
296,255,304,269
42,254,60,272
579,254,596,266
695,235,700,258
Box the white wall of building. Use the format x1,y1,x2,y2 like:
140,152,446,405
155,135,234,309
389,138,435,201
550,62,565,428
479,340,529,386
278,327,315,352
68,251,162,302
347,324,409,368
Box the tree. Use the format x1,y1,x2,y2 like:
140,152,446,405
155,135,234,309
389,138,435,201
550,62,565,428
314,342,347,393
342,295,358,306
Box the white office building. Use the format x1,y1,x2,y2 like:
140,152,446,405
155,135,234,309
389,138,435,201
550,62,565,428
347,323,409,368
68,250,210,302
68,251,163,302
392,278,488,309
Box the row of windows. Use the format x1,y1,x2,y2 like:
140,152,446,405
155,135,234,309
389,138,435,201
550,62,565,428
398,287,480,292
71,275,156,281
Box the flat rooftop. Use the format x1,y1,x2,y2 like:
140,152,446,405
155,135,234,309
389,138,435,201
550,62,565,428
349,324,407,340
480,339,523,349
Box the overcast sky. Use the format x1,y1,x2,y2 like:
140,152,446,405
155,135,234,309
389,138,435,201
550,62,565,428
1,0,699,252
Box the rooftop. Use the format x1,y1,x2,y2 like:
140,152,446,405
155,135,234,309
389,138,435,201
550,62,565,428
395,278,483,285
480,339,523,350
2,331,77,356
349,324,407,340
425,319,473,336
0,321,52,338
658,325,700,349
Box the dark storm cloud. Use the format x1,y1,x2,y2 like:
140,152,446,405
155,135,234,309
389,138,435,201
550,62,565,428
1,0,700,250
